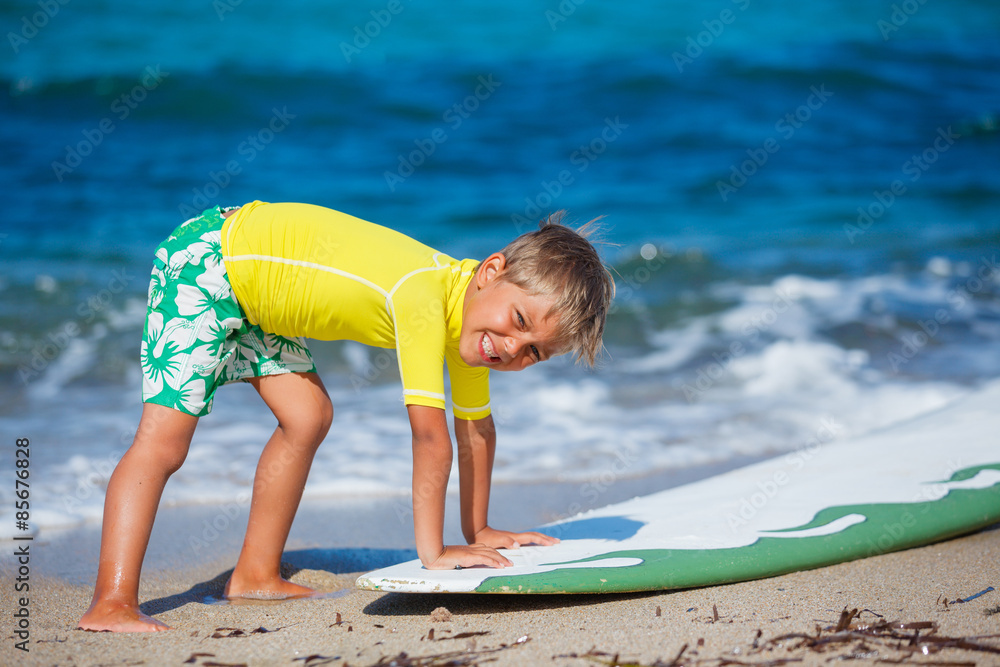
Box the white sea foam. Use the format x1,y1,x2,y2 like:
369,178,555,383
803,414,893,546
2,269,992,536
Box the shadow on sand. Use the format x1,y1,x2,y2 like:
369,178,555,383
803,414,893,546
138,543,659,618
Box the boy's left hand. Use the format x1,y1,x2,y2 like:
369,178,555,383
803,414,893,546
474,526,560,549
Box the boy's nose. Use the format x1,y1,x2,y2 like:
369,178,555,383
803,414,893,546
503,335,521,358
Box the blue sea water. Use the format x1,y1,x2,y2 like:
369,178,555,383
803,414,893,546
1,0,998,533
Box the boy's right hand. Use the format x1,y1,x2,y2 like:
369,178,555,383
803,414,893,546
424,544,514,570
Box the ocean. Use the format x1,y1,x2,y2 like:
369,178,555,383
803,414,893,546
1,0,998,536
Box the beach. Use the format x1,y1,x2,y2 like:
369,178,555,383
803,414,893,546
3,0,999,543
2,482,998,667
3,0,999,663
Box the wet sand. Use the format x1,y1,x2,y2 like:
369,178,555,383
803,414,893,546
2,474,998,666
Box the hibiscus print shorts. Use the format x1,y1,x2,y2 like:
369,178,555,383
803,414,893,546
141,206,316,417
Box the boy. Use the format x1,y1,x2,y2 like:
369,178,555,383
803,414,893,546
78,202,614,632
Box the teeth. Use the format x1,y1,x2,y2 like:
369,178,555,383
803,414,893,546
482,334,497,359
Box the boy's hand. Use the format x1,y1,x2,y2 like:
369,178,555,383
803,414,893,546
474,526,560,549
425,544,514,570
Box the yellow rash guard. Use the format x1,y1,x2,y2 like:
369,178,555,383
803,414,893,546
220,201,490,420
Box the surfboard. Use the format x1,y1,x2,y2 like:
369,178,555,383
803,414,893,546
356,381,1000,594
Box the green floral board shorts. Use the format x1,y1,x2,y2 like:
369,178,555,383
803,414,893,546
141,206,316,417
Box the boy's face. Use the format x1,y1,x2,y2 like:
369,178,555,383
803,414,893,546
460,253,561,371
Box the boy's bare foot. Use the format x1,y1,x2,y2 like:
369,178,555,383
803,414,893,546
223,573,315,600
77,600,170,633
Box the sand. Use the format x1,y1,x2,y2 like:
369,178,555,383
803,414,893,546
2,479,998,667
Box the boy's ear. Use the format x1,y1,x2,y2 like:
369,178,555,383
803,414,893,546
476,253,507,288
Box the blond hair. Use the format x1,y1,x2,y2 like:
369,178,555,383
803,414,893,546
496,211,615,366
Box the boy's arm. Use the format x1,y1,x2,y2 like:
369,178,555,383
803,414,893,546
407,405,513,570
454,414,559,549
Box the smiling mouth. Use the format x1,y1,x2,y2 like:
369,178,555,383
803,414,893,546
480,334,501,364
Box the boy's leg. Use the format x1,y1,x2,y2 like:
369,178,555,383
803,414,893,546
78,404,198,632
225,371,332,598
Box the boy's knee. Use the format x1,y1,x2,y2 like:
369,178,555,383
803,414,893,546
133,439,189,475
156,438,191,473
132,404,197,474
285,397,332,447
160,448,189,475
315,399,334,442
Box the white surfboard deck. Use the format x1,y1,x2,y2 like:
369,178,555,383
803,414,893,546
357,381,1000,594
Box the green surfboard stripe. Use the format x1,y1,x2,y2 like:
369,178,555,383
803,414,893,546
935,462,1000,483
475,475,1000,594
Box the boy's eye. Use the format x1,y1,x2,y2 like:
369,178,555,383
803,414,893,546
516,312,525,328
531,345,540,361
